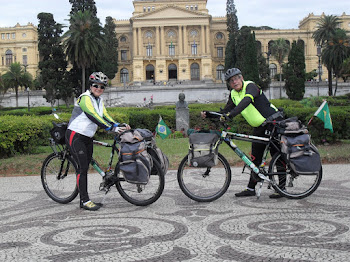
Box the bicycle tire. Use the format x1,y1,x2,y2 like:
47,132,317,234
268,152,322,199
41,152,79,204
177,153,232,202
115,157,165,206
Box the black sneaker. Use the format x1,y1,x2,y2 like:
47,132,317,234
235,189,256,197
80,201,102,211
269,192,284,199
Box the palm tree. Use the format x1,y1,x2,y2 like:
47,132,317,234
2,62,32,107
63,10,104,94
312,15,341,96
322,29,350,95
270,38,289,97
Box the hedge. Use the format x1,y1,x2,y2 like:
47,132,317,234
0,98,349,158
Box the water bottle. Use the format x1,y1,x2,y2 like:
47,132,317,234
91,159,105,177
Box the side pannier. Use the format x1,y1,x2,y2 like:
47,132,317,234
119,130,152,184
135,129,169,174
279,117,321,175
188,132,220,167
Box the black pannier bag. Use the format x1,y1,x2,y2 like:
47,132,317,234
188,133,220,167
135,129,169,174
119,130,152,184
50,122,68,144
279,118,321,175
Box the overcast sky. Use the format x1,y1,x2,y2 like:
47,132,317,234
1,0,348,30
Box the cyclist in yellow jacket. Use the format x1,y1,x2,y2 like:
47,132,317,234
202,68,284,198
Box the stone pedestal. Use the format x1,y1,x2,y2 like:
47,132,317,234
176,108,189,133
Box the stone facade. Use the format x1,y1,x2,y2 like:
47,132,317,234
0,23,39,78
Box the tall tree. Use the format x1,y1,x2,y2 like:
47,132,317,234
37,12,69,107
284,41,306,100
322,29,350,95
96,16,119,80
2,63,32,107
257,53,270,91
63,10,105,94
69,0,97,16
225,0,239,71
270,38,289,97
312,15,341,96
236,27,259,83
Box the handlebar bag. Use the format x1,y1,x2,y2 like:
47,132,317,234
188,133,220,168
50,122,68,144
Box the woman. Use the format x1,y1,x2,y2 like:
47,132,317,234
65,72,130,211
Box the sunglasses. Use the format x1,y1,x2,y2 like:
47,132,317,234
91,84,105,89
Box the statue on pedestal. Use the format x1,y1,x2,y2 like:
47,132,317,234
176,93,188,109
175,92,189,132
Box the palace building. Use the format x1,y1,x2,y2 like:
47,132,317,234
1,0,349,87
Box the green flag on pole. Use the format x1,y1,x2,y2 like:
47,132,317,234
314,100,333,133
156,116,171,139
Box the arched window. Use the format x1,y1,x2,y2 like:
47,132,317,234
190,63,200,80
5,49,13,66
168,63,177,80
270,64,277,79
146,64,155,80
216,32,224,40
216,65,225,80
120,68,129,83
120,36,127,42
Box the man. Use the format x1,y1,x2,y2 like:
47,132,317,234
201,68,283,198
66,72,130,211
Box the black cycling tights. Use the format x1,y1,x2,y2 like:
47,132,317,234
65,129,93,203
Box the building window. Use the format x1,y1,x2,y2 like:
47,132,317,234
190,63,200,80
186,6,189,9
1,33,4,39
6,33,10,39
120,68,129,83
190,5,193,10
148,6,150,12
216,65,225,80
121,50,127,61
152,6,155,11
169,44,175,56
23,55,28,66
167,30,176,38
270,64,277,79
190,30,198,38
143,7,146,12
12,33,15,39
146,44,153,57
217,47,223,58
22,48,27,52
5,50,13,66
2,57,4,66
191,43,197,55
195,5,198,10
216,32,224,40
120,36,127,42
145,31,153,38
22,33,26,38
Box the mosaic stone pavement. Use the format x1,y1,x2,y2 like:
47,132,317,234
1,164,350,262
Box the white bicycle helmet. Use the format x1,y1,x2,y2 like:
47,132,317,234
224,68,242,81
89,72,108,86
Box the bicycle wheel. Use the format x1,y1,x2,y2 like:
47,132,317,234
41,153,79,204
268,152,322,199
115,158,165,206
177,153,232,202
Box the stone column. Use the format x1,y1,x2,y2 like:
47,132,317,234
178,25,183,55
138,27,142,57
156,26,161,56
201,25,205,54
183,26,188,55
206,25,210,54
133,28,137,56
160,26,165,56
